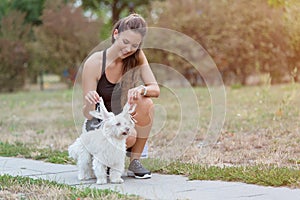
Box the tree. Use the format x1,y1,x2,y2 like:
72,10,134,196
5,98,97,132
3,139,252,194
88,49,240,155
0,0,10,22
9,0,73,26
80,0,163,39
0,11,30,92
81,0,158,24
151,0,291,85
31,1,102,87
10,0,46,25
266,0,300,81
284,1,300,81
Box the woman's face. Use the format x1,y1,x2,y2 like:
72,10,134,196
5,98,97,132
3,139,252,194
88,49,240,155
114,30,142,59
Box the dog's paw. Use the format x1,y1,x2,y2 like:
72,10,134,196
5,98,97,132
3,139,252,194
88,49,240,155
78,174,92,181
96,177,107,185
86,171,96,180
78,174,85,181
90,174,96,179
110,177,124,184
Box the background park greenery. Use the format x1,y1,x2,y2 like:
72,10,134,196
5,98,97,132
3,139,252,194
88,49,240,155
1,0,300,92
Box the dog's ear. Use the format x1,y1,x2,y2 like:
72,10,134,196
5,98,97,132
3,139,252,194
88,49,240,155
98,99,114,119
129,104,137,114
89,110,102,119
122,103,137,124
123,103,136,114
88,97,114,120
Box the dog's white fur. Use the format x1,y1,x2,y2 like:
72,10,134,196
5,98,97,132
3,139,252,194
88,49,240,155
68,98,136,184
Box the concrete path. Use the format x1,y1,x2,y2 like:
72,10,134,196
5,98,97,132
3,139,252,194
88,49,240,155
1,156,300,200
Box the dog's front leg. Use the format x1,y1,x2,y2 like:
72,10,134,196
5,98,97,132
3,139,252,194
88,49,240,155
93,159,107,184
110,164,124,184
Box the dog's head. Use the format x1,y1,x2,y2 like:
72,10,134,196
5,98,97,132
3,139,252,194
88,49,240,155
89,98,136,140
108,102,136,139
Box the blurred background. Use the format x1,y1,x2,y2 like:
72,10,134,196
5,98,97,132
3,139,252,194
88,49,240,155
1,0,300,92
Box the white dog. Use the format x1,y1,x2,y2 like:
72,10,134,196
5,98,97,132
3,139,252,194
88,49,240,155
68,98,136,184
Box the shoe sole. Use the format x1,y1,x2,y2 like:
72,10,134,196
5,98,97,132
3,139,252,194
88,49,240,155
127,170,152,179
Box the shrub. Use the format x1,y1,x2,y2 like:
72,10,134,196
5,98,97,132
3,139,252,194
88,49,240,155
0,11,30,92
151,0,293,85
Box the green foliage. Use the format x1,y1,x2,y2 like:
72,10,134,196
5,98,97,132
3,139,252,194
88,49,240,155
1,0,300,88
0,0,10,21
4,0,72,26
80,0,160,39
0,0,101,89
30,0,101,81
10,0,46,25
81,0,160,25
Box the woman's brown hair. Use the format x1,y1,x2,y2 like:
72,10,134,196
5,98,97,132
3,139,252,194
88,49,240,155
111,14,147,106
111,13,147,74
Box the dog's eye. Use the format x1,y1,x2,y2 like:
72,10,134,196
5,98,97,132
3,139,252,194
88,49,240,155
116,122,121,126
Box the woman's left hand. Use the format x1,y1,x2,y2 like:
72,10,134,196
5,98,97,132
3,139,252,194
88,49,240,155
128,86,144,104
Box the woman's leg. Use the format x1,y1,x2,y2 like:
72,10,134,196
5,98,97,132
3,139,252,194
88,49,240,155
126,97,153,179
126,128,136,148
128,97,154,161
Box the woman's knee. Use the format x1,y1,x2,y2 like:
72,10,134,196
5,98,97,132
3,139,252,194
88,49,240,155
132,97,154,127
138,97,154,115
144,97,154,107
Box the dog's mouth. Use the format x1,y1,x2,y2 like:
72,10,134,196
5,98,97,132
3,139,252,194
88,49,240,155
122,132,128,136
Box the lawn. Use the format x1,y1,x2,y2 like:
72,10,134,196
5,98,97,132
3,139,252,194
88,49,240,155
1,83,300,166
0,83,300,194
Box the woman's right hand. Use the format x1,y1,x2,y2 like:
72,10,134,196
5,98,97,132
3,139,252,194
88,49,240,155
84,90,100,105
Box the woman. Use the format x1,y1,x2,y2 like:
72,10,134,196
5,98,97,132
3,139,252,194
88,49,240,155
81,13,160,179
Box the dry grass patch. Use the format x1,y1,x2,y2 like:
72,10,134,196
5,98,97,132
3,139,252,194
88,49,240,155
0,84,299,166
149,83,300,167
0,90,76,150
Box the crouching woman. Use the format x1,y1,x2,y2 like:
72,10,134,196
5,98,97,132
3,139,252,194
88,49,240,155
81,13,160,179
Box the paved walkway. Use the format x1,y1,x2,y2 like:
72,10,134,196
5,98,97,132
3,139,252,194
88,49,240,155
1,156,300,200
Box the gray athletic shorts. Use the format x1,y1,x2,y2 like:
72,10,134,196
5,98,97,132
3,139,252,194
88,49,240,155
84,118,102,132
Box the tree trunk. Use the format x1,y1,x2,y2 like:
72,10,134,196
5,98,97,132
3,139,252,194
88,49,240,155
111,0,127,24
111,0,120,24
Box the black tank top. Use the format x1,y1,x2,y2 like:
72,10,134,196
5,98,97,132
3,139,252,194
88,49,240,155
96,49,122,114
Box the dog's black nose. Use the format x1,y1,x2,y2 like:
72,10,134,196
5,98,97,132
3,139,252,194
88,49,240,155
122,132,128,136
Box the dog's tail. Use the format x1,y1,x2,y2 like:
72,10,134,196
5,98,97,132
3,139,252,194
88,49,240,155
68,138,81,162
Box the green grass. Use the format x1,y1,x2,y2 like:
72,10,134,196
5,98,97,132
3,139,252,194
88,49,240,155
0,142,73,164
0,174,140,200
178,163,299,187
141,159,300,188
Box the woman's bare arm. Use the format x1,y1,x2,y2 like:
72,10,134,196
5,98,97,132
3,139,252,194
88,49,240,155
138,50,160,97
82,52,102,119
